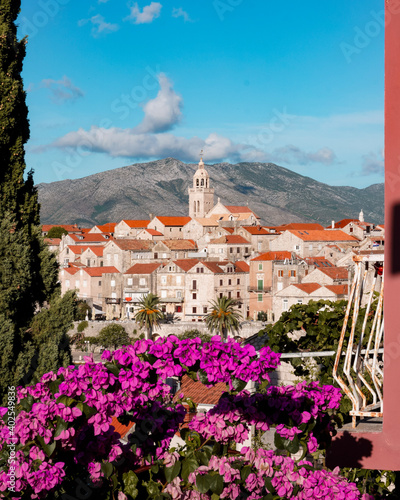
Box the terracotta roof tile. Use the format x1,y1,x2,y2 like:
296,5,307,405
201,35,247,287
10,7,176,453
83,266,119,277
173,259,200,272
143,229,164,236
120,220,150,228
318,267,349,280
304,257,333,267
287,229,359,242
325,284,348,295
275,223,325,231
66,245,86,255
194,218,219,227
329,219,359,229
81,246,104,257
293,283,321,294
44,238,61,245
125,263,162,275
225,206,259,217
111,417,134,439
201,262,224,273
223,227,234,234
113,239,154,251
42,224,81,233
177,375,226,405
234,261,250,273
209,235,251,245
241,226,270,235
70,233,112,243
251,251,292,261
155,216,192,226
94,223,117,233
161,239,198,250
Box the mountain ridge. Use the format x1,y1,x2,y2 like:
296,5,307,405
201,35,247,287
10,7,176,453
37,158,384,226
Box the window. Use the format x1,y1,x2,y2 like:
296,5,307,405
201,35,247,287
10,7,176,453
83,280,87,287
237,247,240,253
176,276,181,285
220,279,223,286
283,299,289,311
161,290,167,298
230,247,233,253
86,260,91,267
75,280,80,287
295,245,300,251
192,307,197,314
192,280,197,290
258,294,263,302
219,293,223,298
175,305,182,313
100,261,103,267
162,253,167,258
111,292,117,299
219,248,224,254
237,278,240,285
176,290,182,298
196,267,203,273
350,227,353,233
161,276,167,285
98,280,101,286
258,263,263,271
111,279,116,287
192,293,197,300
203,306,208,314
228,279,232,285
237,291,241,298
139,278,146,286
277,270,284,277
154,252,158,259
245,247,249,253
66,248,69,254
127,278,133,286
257,279,263,291
228,291,232,298
297,299,303,305
289,270,296,277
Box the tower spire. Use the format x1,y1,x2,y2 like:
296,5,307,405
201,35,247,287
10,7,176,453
199,149,204,168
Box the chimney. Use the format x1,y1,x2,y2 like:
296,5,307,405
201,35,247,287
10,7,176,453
149,213,154,220
331,220,335,229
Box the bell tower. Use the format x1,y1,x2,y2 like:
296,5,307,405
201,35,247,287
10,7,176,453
188,151,215,218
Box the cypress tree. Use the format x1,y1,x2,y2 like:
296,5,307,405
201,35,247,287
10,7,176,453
0,1,73,401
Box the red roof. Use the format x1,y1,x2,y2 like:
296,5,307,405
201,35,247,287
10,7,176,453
329,219,359,229
111,418,134,439
235,261,250,272
125,263,162,275
143,228,164,236
201,262,224,273
112,239,154,251
318,267,348,280
83,266,119,277
44,238,61,245
325,284,348,295
173,259,201,272
275,223,325,231
154,216,192,226
287,229,359,242
161,239,197,250
241,226,270,235
304,257,334,267
223,227,234,234
178,375,226,405
66,245,85,255
251,251,292,261
293,283,321,294
81,246,104,257
120,220,150,228
70,233,111,243
64,267,80,275
210,235,251,245
225,205,258,216
94,223,117,233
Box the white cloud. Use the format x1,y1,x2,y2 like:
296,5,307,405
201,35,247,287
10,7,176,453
172,7,192,22
124,2,162,24
78,14,119,37
41,76,84,103
135,74,182,133
361,151,384,176
270,145,338,166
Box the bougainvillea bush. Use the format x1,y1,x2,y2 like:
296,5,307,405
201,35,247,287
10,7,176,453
0,336,374,499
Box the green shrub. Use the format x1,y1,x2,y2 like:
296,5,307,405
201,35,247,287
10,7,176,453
98,324,130,349
77,320,88,333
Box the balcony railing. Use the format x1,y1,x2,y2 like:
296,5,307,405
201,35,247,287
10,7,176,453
248,286,272,293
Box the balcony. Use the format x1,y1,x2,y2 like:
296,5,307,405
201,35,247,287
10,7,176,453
248,285,272,293
159,297,184,303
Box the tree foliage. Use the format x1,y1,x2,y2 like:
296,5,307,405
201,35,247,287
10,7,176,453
46,226,68,239
0,1,74,401
98,323,130,349
205,296,241,341
134,293,164,340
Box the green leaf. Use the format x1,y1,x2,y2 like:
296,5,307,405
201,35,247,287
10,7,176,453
209,474,224,495
36,436,56,457
264,476,277,494
240,465,252,481
54,417,68,438
101,462,113,479
105,362,120,377
274,431,285,450
181,457,199,482
151,463,159,474
164,459,181,483
285,435,300,455
49,379,61,396
196,473,213,493
56,395,74,407
123,470,139,499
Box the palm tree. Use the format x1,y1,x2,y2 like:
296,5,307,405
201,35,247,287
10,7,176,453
205,296,242,341
134,293,164,340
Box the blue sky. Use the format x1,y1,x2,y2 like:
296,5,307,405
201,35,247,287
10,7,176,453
18,0,384,188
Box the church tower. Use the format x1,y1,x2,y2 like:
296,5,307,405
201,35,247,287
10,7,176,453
188,152,215,218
